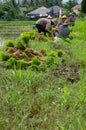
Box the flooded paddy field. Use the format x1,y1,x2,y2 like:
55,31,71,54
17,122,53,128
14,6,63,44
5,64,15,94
0,21,35,46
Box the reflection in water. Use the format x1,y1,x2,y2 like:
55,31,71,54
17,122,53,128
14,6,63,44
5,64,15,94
0,34,20,46
0,37,5,46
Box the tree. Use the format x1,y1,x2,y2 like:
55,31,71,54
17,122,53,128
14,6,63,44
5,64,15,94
64,0,78,10
30,0,34,6
35,0,40,6
81,0,86,13
22,0,28,6
0,0,20,20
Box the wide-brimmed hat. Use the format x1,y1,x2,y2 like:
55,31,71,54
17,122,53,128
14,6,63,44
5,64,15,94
62,15,67,19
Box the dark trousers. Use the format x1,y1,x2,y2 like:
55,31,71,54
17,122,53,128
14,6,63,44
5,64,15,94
36,24,46,35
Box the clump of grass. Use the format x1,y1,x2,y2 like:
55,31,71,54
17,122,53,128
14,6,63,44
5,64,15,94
32,57,41,65
46,56,55,66
57,49,65,57
48,51,57,57
46,50,62,68
17,60,32,68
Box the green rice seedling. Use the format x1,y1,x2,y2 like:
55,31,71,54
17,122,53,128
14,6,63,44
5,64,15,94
17,60,32,68
0,52,9,61
29,31,37,40
5,57,17,68
48,51,57,57
46,51,61,68
32,57,41,65
5,39,14,47
46,51,57,66
46,56,55,66
22,52,28,58
29,64,39,71
21,32,30,46
43,36,51,42
57,49,65,58
15,40,25,50
46,51,57,65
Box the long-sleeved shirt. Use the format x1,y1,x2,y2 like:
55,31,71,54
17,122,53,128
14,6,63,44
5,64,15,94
58,25,70,38
36,18,51,30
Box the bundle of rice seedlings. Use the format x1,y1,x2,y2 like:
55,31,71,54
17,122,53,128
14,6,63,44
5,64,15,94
16,40,25,50
5,40,14,47
0,52,9,61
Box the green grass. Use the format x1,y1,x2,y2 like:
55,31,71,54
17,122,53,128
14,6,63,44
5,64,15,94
0,19,86,130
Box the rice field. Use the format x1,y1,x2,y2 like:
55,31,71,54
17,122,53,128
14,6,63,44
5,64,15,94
0,21,35,35
0,19,86,130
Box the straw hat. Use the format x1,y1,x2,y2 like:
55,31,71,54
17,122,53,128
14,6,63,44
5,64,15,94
62,15,67,19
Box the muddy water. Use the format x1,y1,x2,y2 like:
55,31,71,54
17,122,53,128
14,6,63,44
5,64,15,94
0,34,20,46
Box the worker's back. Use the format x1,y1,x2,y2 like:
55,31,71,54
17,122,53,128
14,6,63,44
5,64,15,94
36,18,50,27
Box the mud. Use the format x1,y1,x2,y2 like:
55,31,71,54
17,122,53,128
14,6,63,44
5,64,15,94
50,63,80,84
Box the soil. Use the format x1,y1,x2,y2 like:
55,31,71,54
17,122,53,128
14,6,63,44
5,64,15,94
51,63,80,84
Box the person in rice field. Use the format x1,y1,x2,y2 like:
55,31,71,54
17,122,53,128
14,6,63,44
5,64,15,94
36,17,55,36
58,15,67,27
58,20,73,40
68,13,76,26
48,7,54,18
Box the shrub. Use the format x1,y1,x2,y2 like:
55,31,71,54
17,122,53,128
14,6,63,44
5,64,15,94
18,12,25,20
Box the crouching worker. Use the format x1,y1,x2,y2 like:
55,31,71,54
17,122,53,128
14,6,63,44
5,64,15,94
52,24,59,37
36,18,55,36
58,20,73,40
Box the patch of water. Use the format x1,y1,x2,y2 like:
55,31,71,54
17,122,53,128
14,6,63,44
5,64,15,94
0,34,20,46
0,37,5,46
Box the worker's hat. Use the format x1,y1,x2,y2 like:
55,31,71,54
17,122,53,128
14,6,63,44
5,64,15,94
62,15,67,19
